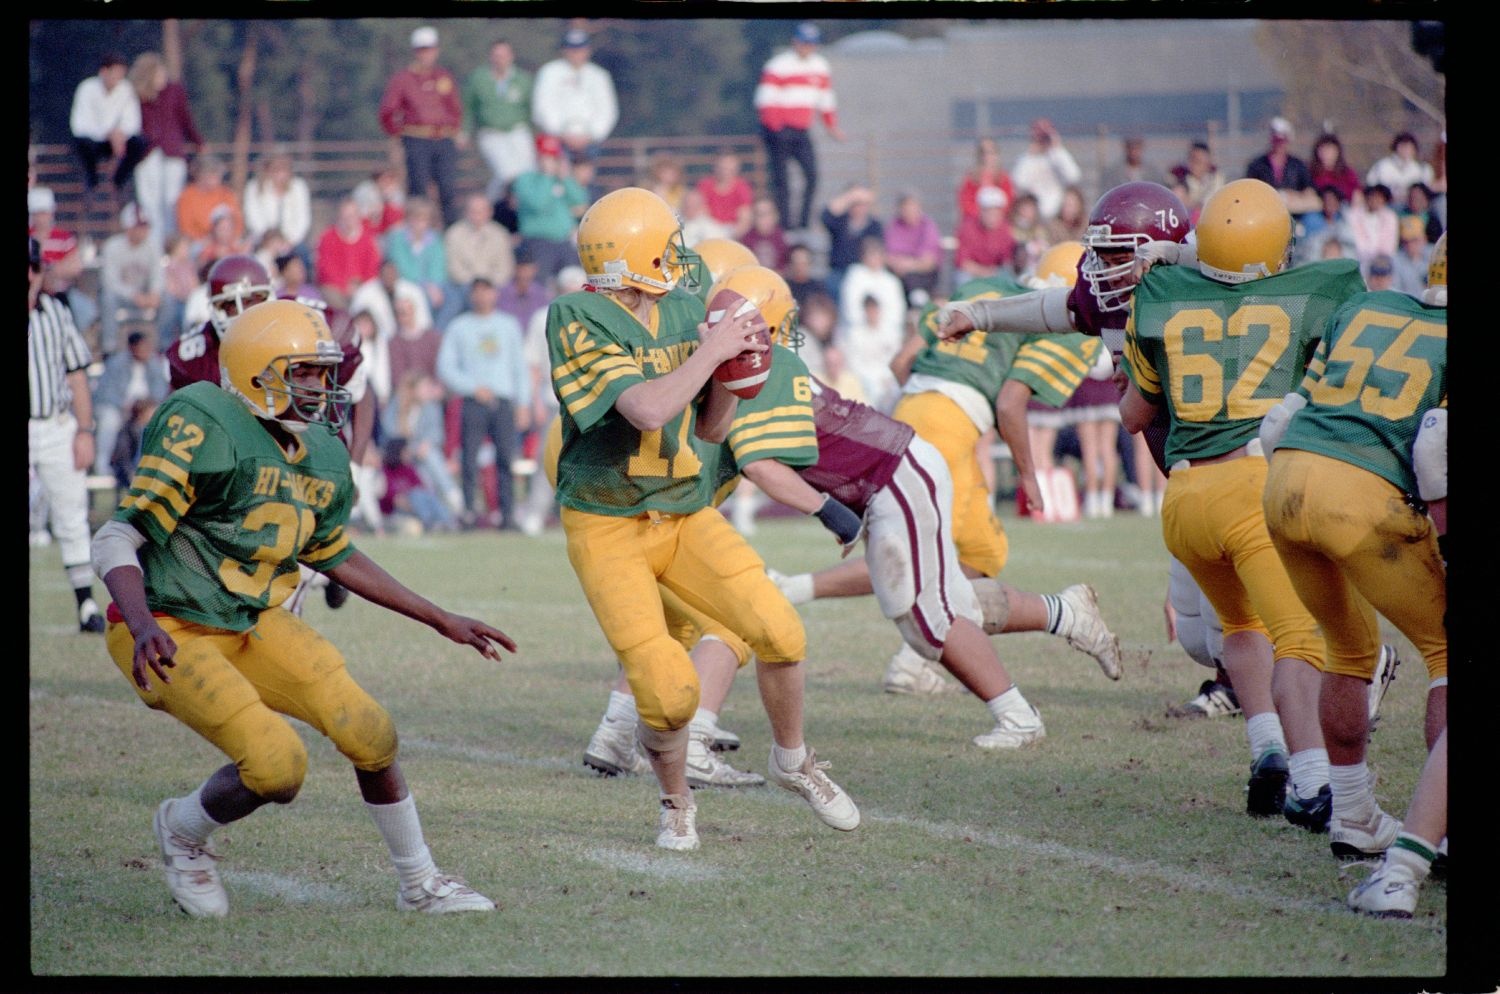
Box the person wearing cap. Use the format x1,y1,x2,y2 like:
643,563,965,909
1245,117,1318,216
70,51,148,197
98,203,165,359
463,38,536,202
531,26,619,164
1011,118,1083,222
754,21,846,233
176,155,242,251
509,133,587,284
29,186,96,337
954,185,1017,281
380,26,466,227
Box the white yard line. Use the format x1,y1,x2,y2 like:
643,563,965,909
226,870,359,907
575,846,725,882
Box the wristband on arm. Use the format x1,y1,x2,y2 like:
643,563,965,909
812,494,863,551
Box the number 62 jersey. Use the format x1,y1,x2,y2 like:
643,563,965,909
111,381,357,631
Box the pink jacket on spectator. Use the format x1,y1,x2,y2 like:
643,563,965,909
139,82,201,158
316,224,383,296
954,215,1015,271
754,49,838,133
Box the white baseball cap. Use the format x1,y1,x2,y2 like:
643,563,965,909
411,26,439,49
29,186,56,214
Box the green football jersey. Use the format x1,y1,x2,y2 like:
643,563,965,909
548,288,712,516
725,344,820,470
113,382,356,631
1279,290,1447,496
1123,259,1366,466
911,276,1100,408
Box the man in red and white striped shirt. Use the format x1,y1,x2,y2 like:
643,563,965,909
753,22,846,232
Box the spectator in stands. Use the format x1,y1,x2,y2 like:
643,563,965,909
98,203,163,357
516,266,587,536
380,436,458,536
29,187,95,338
510,134,587,284
351,258,433,399
380,26,466,226
1365,254,1396,292
386,295,445,394
91,328,169,477
497,243,550,333
792,290,837,381
837,235,907,410
156,234,196,348
679,188,730,247
1347,183,1400,274
437,277,532,531
754,21,845,232
884,190,944,308
1390,216,1433,297
645,151,687,213
316,197,383,311
821,182,883,301
128,51,201,242
1170,141,1224,221
1403,183,1444,244
463,38,536,203
175,155,242,255
783,243,823,309
446,191,515,314
253,230,295,285
1308,133,1361,205
695,151,754,238
195,205,252,270
1365,132,1435,205
383,370,465,522
532,27,618,165
1045,186,1089,245
1011,118,1082,220
1245,116,1318,216
242,148,312,265
108,396,159,498
954,184,1015,281
351,166,406,237
1100,136,1150,192
385,196,453,329
836,292,899,412
1007,192,1049,276
1296,186,1356,266
70,51,147,199
957,137,1014,223
275,251,322,305
741,196,790,272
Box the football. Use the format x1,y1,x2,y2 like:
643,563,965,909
707,288,773,399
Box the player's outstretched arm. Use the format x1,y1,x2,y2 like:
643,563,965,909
936,287,1074,340
323,551,518,660
741,460,862,556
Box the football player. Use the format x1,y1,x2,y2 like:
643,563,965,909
550,188,859,850
168,255,370,617
771,243,1124,695
92,299,515,918
712,265,1049,750
1117,178,1367,824
1261,232,1446,861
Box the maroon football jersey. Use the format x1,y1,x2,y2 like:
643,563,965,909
800,376,915,516
167,314,365,392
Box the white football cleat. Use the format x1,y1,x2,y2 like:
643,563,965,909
973,703,1046,749
882,643,953,695
686,731,765,788
1367,644,1401,728
583,719,651,777
710,725,741,752
1330,808,1403,861
767,748,860,831
153,799,229,919
397,872,496,913
1347,860,1420,919
1057,584,1123,680
656,794,700,851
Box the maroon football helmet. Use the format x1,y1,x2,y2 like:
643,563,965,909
1080,182,1192,312
208,254,274,333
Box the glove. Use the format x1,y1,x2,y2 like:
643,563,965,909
812,494,863,555
1413,408,1447,501
1258,392,1306,453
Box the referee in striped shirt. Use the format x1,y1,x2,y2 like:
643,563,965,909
29,236,106,632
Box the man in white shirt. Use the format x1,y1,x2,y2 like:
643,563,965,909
98,203,164,357
531,28,618,165
1010,118,1082,221
70,51,148,196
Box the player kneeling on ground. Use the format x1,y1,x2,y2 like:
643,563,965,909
93,299,516,918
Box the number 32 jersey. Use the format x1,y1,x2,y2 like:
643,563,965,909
1123,259,1366,467
112,382,356,631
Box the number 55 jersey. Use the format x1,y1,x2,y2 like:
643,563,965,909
112,381,356,631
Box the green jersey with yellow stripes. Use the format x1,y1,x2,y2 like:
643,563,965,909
1123,259,1366,466
1279,290,1447,496
112,382,356,631
725,344,820,470
912,276,1102,409
548,287,712,516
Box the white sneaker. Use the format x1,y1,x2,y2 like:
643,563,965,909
1347,859,1420,918
153,799,228,919
686,730,765,788
710,725,741,752
1330,808,1403,860
973,703,1046,749
397,871,496,913
767,748,860,831
583,719,652,777
1367,644,1401,727
882,643,952,695
1057,584,1123,680
656,793,700,851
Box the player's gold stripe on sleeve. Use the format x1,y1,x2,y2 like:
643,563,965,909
552,345,633,382
734,437,819,458
1124,337,1161,395
1012,360,1081,397
302,530,350,564
137,454,190,487
1019,339,1092,376
731,404,812,429
556,357,637,401
564,364,641,417
122,495,177,533
125,474,192,516
730,417,817,444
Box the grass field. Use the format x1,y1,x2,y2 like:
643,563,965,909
29,507,1451,981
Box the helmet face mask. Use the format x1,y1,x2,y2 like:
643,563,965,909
208,254,274,334
1081,182,1192,311
257,355,351,432
220,298,351,432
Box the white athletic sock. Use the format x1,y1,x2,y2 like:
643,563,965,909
690,707,719,737
1330,763,1375,821
985,685,1029,723
1389,831,1439,879
1244,712,1287,761
604,690,637,725
169,784,225,845
1043,595,1066,634
1288,748,1330,799
366,793,436,886
779,573,815,605
773,743,807,771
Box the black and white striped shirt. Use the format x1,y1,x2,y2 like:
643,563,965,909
28,292,93,420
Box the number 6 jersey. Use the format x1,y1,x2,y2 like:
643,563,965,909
112,381,356,631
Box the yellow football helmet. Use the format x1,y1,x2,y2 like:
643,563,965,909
1196,179,1292,284
1029,240,1085,289
689,238,758,299
576,187,699,295
219,298,350,431
1428,232,1446,289
707,265,802,350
